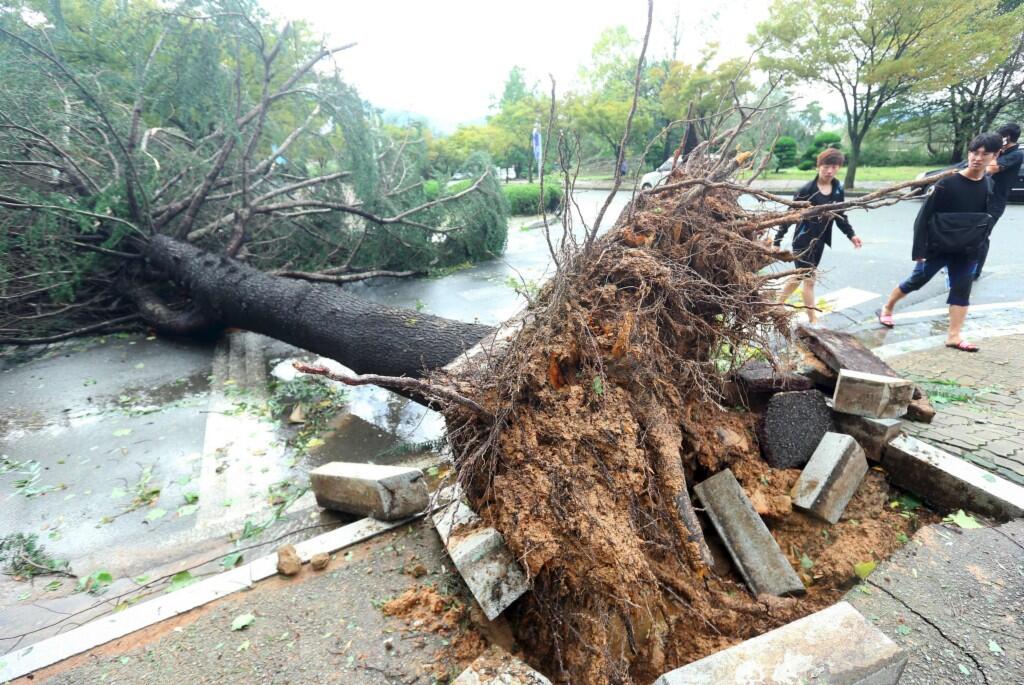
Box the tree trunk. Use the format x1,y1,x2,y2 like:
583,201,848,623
844,137,861,189
143,235,494,378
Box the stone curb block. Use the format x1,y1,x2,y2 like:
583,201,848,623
310,461,428,520
833,369,914,419
883,435,1024,520
452,646,552,684
434,499,529,621
694,469,804,597
831,409,902,462
792,432,868,524
653,601,907,684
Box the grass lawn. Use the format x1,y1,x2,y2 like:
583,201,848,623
748,166,934,182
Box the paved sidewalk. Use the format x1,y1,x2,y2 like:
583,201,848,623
886,334,1024,486
846,519,1024,684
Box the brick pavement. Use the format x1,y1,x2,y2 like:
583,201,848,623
886,334,1024,485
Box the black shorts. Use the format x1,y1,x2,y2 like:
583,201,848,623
792,236,825,271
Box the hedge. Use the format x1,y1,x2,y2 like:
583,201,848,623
502,183,563,215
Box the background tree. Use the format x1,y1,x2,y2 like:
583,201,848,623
771,136,797,171
756,0,1014,187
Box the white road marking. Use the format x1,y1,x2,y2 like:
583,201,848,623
819,287,881,314
892,300,1024,321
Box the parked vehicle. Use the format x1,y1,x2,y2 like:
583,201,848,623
640,157,680,190
912,164,1024,202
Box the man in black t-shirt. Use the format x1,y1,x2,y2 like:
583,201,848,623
876,132,1002,352
975,123,1022,279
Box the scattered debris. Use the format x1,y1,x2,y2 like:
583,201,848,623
310,552,330,570
883,436,1024,520
452,645,553,684
759,390,834,469
310,461,428,520
831,411,902,462
433,499,529,620
276,544,301,576
653,602,907,685
791,433,868,524
833,369,914,419
694,469,805,597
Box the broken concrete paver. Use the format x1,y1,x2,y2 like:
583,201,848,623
759,390,834,469
735,359,814,394
693,469,804,597
833,369,914,419
654,601,906,684
791,432,868,524
433,499,529,621
310,461,429,520
882,435,1024,520
452,645,553,684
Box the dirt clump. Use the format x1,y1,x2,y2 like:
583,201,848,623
383,585,489,677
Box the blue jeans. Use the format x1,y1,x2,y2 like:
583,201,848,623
899,256,977,306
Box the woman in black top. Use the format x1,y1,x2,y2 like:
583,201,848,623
774,148,862,324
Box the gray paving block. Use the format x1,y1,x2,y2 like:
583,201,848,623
654,601,906,684
832,410,902,462
833,369,914,419
791,432,868,524
883,435,1024,520
310,461,428,520
433,500,529,620
693,469,804,597
736,359,814,394
452,646,552,684
759,390,834,469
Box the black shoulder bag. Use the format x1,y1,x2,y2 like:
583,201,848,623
926,179,994,257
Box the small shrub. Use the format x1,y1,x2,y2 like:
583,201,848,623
797,159,815,171
502,183,563,215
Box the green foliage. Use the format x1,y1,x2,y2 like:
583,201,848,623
797,132,843,169
772,136,798,170
502,183,563,215
0,533,69,578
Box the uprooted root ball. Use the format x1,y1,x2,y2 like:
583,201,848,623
437,175,912,684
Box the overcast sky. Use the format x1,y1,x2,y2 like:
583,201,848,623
261,0,781,132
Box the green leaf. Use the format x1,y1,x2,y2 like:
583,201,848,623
17,591,30,601
591,375,604,396
854,560,877,579
896,533,909,544
177,475,192,486
799,553,814,570
167,571,197,592
231,613,255,631
943,510,982,529
221,552,243,569
145,507,167,522
177,504,198,517
894,625,911,635
112,428,132,437
958,664,971,676
110,487,127,499
988,639,1003,655
183,491,199,504
133,575,150,584
45,580,62,591
237,639,250,651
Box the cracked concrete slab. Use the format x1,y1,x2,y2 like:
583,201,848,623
845,520,1024,685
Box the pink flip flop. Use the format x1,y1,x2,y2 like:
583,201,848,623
945,340,979,353
876,310,894,328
